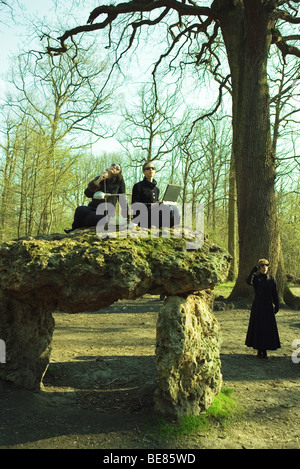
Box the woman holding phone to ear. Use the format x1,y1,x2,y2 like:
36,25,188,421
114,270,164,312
65,163,126,232
245,259,280,359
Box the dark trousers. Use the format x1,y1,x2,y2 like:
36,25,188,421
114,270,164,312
145,203,181,229
72,206,106,230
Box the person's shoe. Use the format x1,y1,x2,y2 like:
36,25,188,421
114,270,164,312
262,351,268,359
257,351,263,359
64,228,72,234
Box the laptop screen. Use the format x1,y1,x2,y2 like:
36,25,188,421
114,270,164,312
162,184,182,203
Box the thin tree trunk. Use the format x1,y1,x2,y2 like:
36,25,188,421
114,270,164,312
227,153,238,281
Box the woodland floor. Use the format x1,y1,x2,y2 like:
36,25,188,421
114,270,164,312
0,288,299,451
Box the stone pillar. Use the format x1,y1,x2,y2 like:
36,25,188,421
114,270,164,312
154,291,222,419
0,296,54,390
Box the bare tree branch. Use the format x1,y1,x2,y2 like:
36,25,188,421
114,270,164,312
87,0,215,25
273,9,300,23
183,73,231,144
271,27,300,60
47,0,216,55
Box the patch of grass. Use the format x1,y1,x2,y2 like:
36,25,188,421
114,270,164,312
146,387,241,440
150,414,209,440
206,386,240,428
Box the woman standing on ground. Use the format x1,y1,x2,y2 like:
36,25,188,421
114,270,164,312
245,259,280,359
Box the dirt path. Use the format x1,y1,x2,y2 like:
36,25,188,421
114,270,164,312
0,294,299,449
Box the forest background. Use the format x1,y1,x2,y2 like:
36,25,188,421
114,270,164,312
0,0,299,282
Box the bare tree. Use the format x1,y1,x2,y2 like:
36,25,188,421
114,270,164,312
47,0,300,301
269,53,300,176
0,113,22,241
120,83,183,165
7,37,118,233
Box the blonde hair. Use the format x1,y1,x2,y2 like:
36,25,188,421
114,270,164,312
258,258,269,266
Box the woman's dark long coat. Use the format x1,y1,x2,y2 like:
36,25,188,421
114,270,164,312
245,270,280,351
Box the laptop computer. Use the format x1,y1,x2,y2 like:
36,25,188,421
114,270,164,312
162,184,182,203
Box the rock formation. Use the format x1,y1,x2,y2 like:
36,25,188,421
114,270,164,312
0,227,230,416
0,296,54,391
155,292,222,418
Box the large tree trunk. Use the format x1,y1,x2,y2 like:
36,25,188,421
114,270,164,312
217,0,286,299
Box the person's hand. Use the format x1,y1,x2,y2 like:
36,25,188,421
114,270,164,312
98,172,108,182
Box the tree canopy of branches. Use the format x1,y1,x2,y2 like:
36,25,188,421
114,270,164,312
46,0,300,303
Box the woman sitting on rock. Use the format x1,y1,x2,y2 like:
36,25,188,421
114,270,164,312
131,162,180,229
65,163,126,233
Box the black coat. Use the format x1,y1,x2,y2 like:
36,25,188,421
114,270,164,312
132,177,160,206
131,177,160,228
245,270,280,351
85,175,126,210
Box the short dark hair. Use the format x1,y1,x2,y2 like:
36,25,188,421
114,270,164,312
142,161,156,171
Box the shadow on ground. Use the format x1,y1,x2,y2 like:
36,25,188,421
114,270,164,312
1,296,299,449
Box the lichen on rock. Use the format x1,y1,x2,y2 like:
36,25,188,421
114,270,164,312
0,228,230,313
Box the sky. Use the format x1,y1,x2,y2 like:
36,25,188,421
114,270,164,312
0,1,54,98
0,0,165,154
0,1,220,155
0,0,128,153
0,1,54,69
0,1,298,159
